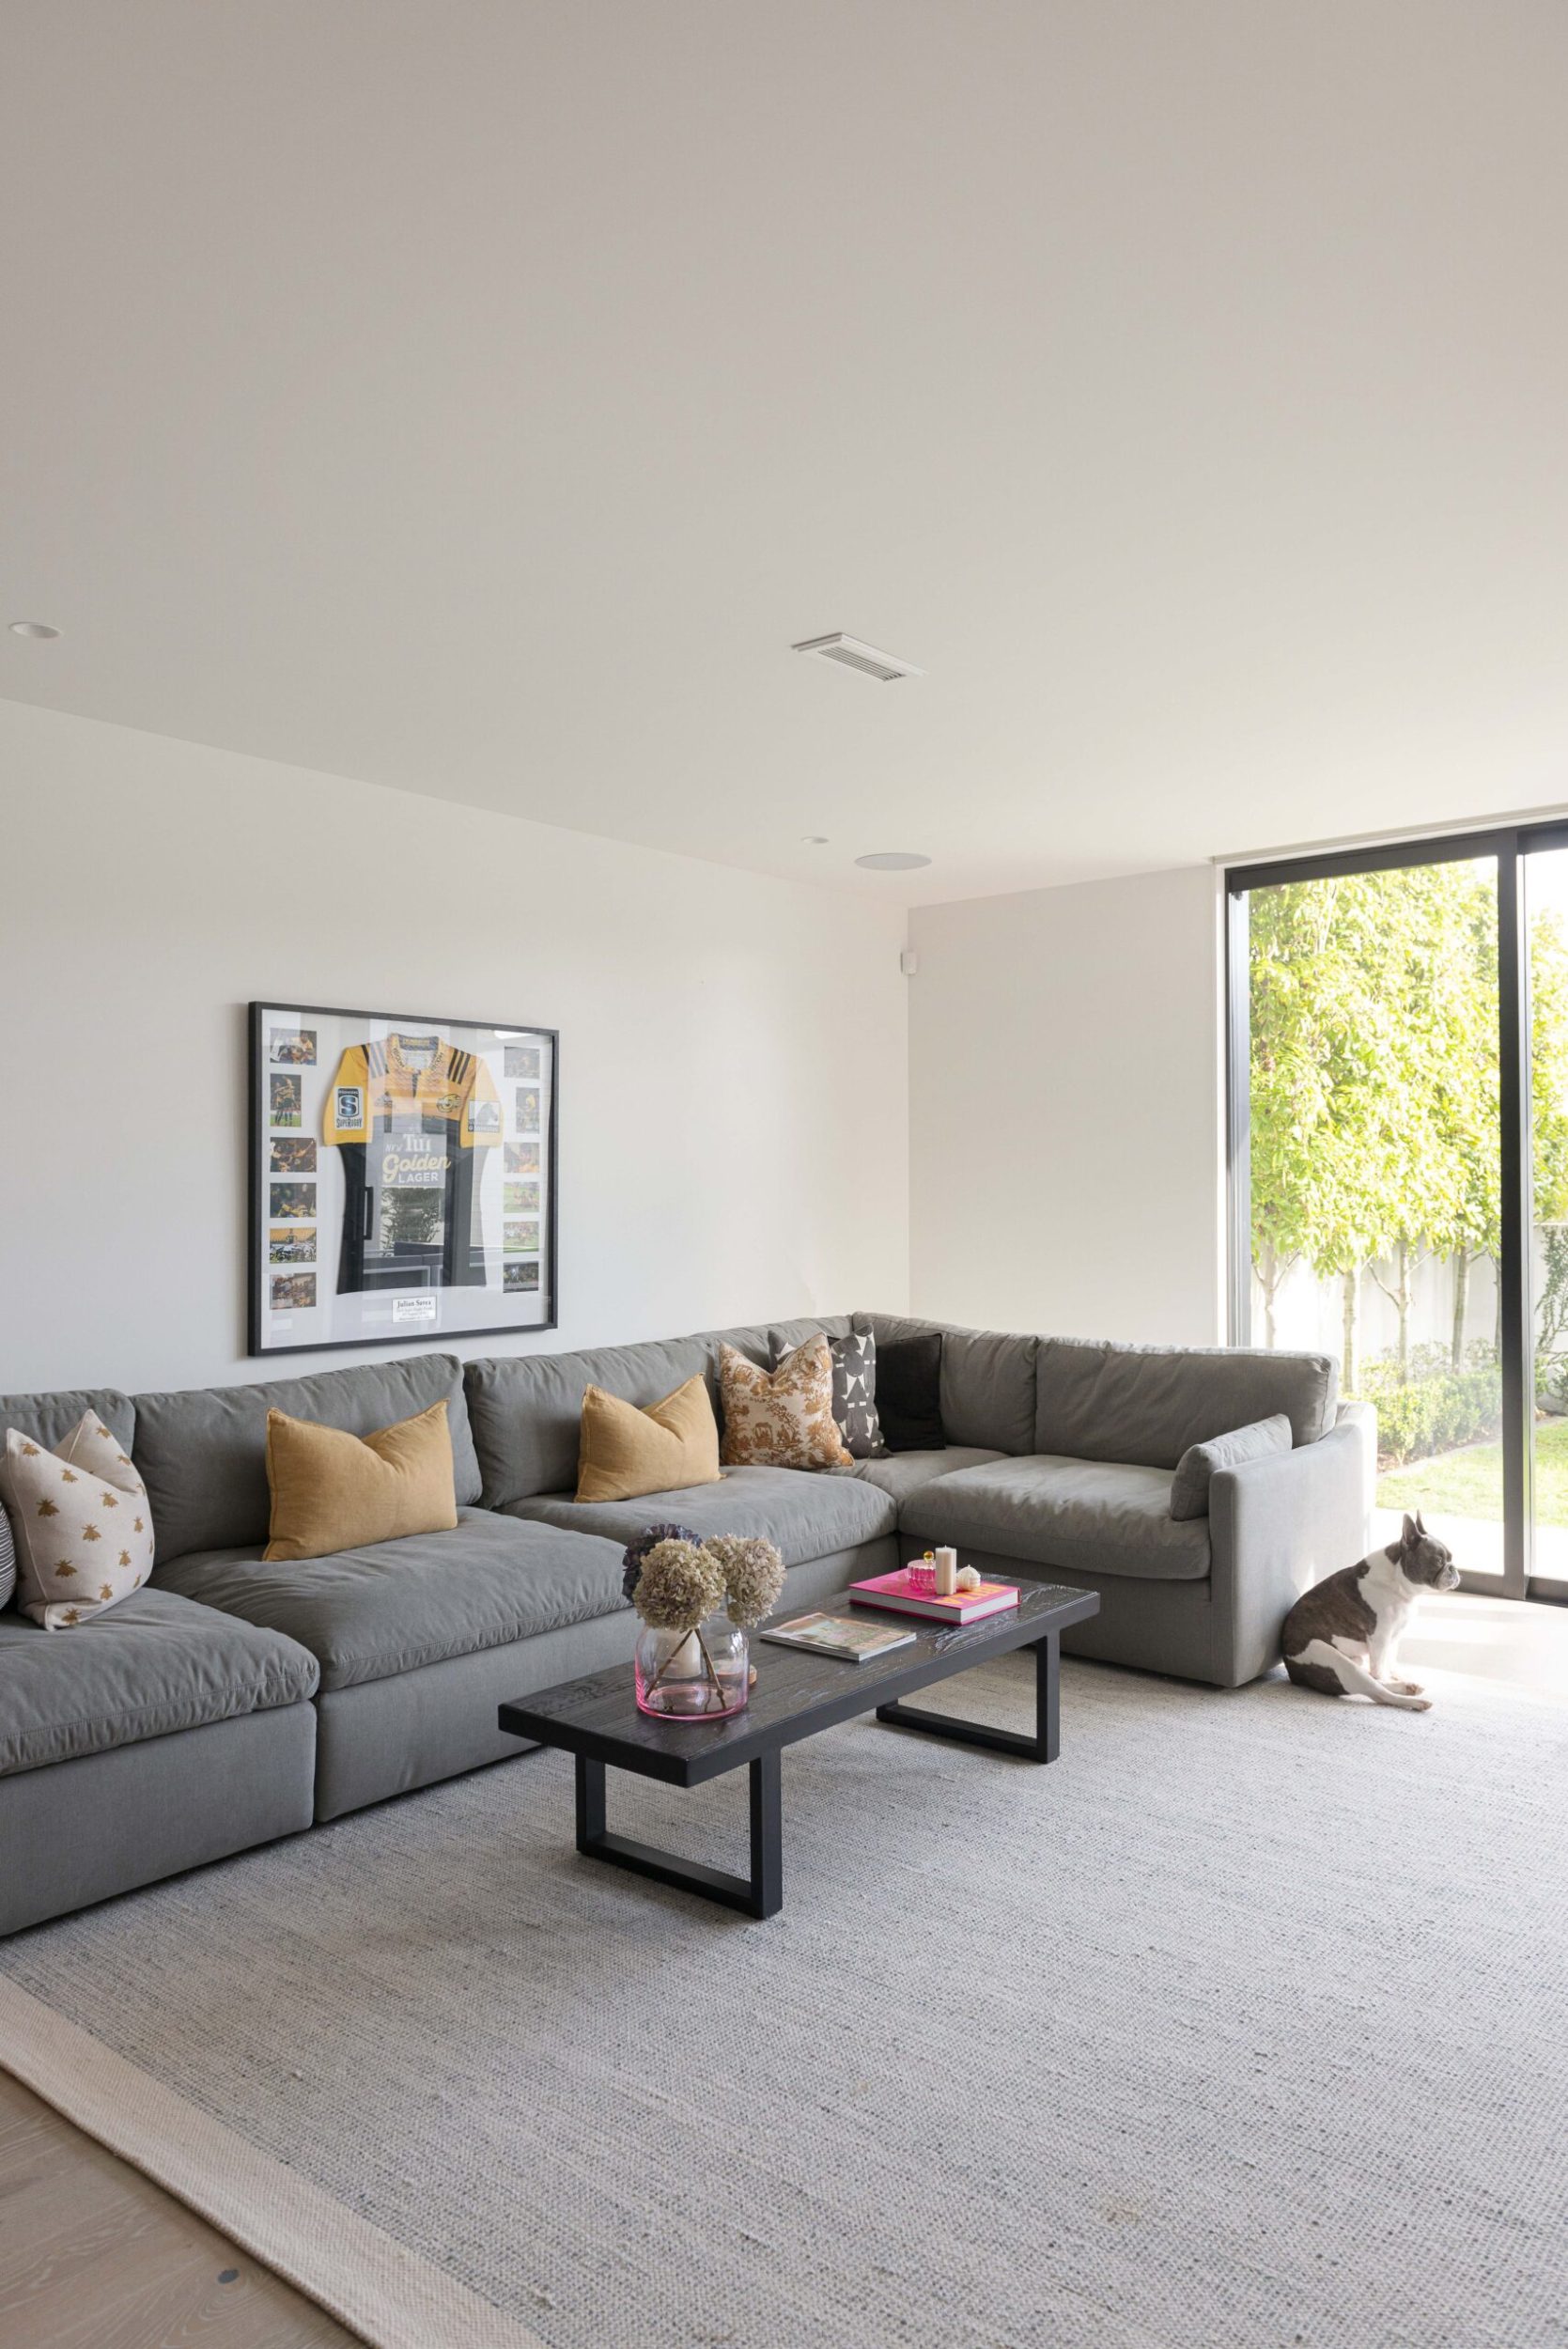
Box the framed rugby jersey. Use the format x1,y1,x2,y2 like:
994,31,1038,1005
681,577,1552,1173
248,1002,558,1355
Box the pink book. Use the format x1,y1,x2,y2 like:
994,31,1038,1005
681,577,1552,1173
848,1567,1020,1625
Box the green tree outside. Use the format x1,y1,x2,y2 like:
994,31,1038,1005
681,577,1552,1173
1248,861,1568,1465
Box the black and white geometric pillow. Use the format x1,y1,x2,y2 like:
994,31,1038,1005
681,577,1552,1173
831,1330,886,1459
0,1499,15,1611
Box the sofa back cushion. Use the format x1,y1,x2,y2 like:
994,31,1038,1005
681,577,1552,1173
0,1389,135,1458
1033,1339,1337,1469
465,1315,854,1506
860,1315,1038,1455
133,1355,481,1565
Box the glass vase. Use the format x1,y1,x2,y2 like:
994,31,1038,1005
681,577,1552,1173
634,1613,750,1719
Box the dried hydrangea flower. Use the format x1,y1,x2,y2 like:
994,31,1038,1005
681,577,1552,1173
631,1538,725,1631
621,1521,702,1605
703,1534,786,1628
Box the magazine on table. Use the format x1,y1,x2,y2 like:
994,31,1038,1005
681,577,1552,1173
760,1611,917,1663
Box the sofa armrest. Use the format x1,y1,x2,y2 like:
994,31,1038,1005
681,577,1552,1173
1206,1406,1375,1687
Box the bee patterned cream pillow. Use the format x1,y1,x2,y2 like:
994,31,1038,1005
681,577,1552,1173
0,1415,154,1629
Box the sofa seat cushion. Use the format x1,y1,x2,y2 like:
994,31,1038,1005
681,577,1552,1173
846,1447,1006,1505
504,1463,896,1567
0,1585,318,1777
900,1455,1212,1582
156,1508,629,1692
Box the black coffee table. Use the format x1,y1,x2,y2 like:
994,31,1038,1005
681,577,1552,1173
497,1579,1098,1920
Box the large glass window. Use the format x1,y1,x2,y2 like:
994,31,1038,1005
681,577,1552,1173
1230,826,1568,1602
1241,856,1506,1579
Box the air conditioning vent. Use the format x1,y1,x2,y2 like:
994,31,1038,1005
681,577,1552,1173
791,632,922,683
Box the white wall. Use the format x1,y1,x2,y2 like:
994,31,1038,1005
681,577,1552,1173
908,866,1224,1345
0,699,909,1394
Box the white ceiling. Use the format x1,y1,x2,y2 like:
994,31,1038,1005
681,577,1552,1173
5,2,1567,905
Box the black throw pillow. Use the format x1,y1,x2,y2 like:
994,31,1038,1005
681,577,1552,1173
876,1331,945,1452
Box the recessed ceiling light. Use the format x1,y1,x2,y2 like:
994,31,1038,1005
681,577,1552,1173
802,835,830,846
792,633,922,683
855,851,932,872
8,619,61,640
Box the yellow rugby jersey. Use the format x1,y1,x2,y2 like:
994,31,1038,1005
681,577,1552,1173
324,1033,501,1296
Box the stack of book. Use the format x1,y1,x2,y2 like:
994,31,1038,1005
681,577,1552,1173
848,1566,1020,1625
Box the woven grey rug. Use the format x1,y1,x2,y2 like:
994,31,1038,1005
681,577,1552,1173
4,1655,1566,2349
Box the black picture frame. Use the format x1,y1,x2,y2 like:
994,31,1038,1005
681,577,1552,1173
246,999,560,1357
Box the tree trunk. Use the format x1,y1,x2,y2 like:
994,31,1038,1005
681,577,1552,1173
1371,1242,1416,1377
1260,1241,1279,1348
1342,1268,1359,1392
1452,1250,1469,1371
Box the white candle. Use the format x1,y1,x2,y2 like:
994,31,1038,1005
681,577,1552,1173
934,1546,958,1596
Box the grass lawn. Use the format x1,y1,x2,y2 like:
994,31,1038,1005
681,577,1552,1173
1377,1412,1568,1525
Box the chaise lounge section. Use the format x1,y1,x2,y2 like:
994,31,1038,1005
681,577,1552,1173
0,1311,1373,1935
876,1321,1374,1688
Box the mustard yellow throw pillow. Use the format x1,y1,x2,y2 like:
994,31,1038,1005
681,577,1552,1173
576,1377,722,1505
265,1401,458,1562
719,1337,853,1470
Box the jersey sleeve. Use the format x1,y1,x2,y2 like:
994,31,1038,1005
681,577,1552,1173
324,1045,371,1145
459,1052,503,1149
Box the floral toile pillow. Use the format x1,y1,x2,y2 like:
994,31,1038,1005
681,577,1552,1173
719,1338,853,1472
0,1414,154,1628
772,1329,886,1459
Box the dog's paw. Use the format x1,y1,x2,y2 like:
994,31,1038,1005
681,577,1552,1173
1385,1678,1424,1696
1408,1697,1433,1713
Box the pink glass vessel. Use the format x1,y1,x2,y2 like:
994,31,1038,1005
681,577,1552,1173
634,1616,750,1719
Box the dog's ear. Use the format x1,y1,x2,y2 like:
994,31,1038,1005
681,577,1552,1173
1402,1513,1421,1547
1415,1508,1427,1536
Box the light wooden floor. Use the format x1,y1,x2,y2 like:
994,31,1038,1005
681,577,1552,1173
1402,1585,1568,1697
0,2073,359,2349
1,1588,1561,2349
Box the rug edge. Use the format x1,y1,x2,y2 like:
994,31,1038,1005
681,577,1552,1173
0,1974,550,2349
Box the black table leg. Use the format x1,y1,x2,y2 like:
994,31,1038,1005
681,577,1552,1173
748,1750,783,1917
573,1750,784,1919
876,1628,1061,1762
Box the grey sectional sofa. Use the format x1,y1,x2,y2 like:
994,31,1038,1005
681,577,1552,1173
0,1312,1372,1935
